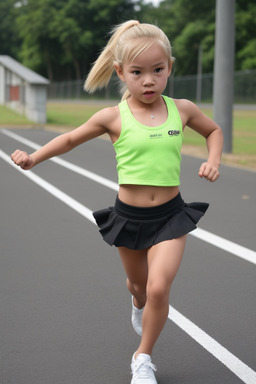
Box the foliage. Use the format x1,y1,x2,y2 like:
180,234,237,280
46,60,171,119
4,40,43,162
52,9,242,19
142,0,216,75
0,0,21,58
235,1,256,70
0,0,255,81
2,0,139,81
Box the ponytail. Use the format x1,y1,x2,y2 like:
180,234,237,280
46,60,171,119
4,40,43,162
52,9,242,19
84,20,173,101
84,20,140,93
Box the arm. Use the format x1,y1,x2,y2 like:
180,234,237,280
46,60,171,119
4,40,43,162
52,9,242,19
198,122,223,181
11,108,114,170
175,99,223,182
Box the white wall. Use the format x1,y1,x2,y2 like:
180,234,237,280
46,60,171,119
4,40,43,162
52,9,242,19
25,85,47,124
0,63,48,124
0,65,6,104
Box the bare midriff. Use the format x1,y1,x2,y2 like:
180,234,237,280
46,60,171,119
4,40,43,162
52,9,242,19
118,185,179,207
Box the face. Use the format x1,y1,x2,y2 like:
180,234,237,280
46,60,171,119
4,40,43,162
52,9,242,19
115,42,172,104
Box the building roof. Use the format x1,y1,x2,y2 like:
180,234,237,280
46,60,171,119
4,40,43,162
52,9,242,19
0,55,49,85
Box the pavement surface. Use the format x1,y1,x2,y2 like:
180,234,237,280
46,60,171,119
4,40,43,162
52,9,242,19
1,128,256,384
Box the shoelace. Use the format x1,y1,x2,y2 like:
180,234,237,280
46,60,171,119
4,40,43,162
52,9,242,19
132,359,157,376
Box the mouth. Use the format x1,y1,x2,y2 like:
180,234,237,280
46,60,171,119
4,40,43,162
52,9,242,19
143,91,155,98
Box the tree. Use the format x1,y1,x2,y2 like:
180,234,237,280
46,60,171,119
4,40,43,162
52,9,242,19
142,0,216,75
16,0,60,81
2,0,256,81
0,0,21,58
235,1,256,70
15,0,139,81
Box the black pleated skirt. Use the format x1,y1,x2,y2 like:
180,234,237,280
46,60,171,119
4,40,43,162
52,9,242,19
93,193,209,250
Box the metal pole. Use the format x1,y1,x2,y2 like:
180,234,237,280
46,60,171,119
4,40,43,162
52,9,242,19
196,44,203,104
213,0,235,153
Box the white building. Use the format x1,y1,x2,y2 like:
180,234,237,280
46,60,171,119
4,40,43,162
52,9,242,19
0,55,49,124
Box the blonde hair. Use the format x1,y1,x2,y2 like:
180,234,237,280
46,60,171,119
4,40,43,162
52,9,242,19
84,20,174,100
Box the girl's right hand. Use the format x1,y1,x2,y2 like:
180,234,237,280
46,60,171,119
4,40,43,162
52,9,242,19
11,150,35,170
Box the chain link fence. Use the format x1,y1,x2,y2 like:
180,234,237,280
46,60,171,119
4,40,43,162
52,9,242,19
48,69,256,104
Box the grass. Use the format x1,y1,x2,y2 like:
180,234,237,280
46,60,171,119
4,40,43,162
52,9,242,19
46,102,106,127
0,105,33,125
1,101,255,169
182,107,256,169
183,108,256,155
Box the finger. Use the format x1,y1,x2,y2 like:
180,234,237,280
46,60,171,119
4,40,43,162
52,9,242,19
204,167,219,182
12,151,28,166
199,163,219,182
198,163,207,178
16,152,27,165
209,170,220,182
12,152,21,164
11,149,21,162
199,162,213,179
20,154,31,168
204,167,215,180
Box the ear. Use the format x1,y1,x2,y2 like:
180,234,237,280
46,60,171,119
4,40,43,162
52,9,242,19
168,61,173,77
114,62,125,82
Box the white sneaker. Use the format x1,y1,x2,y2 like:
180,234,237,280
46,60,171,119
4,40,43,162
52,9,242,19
131,353,157,384
131,296,144,336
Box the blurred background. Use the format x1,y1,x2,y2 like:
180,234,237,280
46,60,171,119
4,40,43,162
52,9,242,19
0,0,256,167
1,0,255,102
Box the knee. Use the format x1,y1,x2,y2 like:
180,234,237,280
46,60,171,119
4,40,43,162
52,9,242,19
146,280,170,305
127,278,146,297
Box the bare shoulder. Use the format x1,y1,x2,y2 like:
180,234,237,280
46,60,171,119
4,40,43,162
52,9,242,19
173,98,201,116
92,105,121,143
93,105,120,128
172,98,200,128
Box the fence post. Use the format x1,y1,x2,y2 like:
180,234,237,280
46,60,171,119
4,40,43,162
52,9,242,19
213,0,235,153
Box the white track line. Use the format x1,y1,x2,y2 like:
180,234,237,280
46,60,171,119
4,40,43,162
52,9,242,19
1,128,119,191
2,128,256,265
0,149,95,224
169,306,256,383
1,147,256,383
191,228,256,264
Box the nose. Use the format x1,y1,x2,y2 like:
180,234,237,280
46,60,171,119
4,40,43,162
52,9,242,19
143,74,154,86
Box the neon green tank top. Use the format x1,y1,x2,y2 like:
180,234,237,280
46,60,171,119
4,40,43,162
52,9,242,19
113,96,183,186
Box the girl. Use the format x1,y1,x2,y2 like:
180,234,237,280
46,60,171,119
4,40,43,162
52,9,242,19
11,20,223,384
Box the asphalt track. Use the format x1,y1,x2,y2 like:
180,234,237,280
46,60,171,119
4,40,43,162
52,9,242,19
1,128,256,384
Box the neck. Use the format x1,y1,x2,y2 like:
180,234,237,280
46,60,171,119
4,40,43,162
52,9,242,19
127,95,164,112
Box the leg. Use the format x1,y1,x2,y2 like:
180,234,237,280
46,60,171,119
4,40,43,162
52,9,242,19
136,235,187,357
118,246,148,309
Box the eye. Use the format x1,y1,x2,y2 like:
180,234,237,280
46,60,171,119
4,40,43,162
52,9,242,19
154,67,163,73
132,70,141,76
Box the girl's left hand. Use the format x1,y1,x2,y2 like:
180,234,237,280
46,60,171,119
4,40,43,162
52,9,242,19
198,162,220,182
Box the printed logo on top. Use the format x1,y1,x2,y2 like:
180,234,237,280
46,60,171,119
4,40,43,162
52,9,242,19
149,130,181,139
168,130,180,136
149,133,163,139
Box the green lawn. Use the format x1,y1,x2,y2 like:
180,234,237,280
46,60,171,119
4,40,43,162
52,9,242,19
0,105,33,125
183,108,256,155
1,102,255,168
46,102,106,127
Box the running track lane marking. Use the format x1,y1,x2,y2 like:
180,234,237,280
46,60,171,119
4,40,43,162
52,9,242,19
1,148,256,383
168,307,256,384
2,128,256,265
1,128,119,191
0,149,95,224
